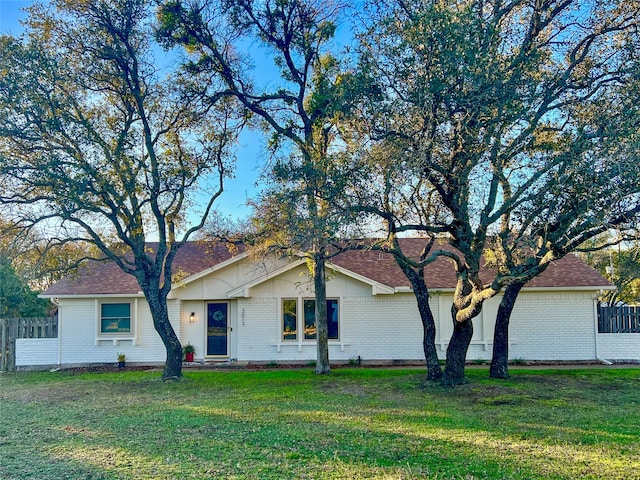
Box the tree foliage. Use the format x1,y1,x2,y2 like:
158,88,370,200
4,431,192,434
158,0,361,373
0,215,91,292
0,214,79,317
580,233,640,305
0,254,50,318
0,0,242,379
354,0,640,383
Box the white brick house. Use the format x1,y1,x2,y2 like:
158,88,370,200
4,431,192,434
19,240,637,369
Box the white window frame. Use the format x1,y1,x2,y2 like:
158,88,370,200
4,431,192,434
281,298,298,341
278,298,340,344
302,298,340,341
96,299,137,345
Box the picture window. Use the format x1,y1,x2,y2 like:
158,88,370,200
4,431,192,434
282,299,338,341
100,303,131,334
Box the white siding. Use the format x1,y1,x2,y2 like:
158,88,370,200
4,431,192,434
423,291,601,362
180,299,238,361
172,256,290,300
180,300,207,361
234,294,428,363
232,266,422,362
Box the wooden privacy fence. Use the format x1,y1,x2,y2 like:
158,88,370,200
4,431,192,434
597,304,640,333
0,317,58,372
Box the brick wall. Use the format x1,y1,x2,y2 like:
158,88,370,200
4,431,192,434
598,334,640,361
15,338,58,367
21,283,625,367
55,297,179,366
508,292,596,360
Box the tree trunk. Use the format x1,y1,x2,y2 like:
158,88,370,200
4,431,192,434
442,318,473,386
393,253,442,380
417,292,442,381
490,282,524,379
314,256,330,374
406,272,442,380
144,288,183,380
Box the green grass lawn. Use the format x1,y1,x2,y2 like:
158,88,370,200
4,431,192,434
1,367,639,479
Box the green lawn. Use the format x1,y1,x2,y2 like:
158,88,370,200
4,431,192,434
0,367,638,479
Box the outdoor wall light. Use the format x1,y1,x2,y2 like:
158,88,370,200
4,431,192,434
189,312,196,323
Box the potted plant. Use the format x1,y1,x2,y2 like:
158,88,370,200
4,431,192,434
117,353,126,369
183,343,195,362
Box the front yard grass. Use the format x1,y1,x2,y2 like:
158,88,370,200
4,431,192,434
1,367,638,479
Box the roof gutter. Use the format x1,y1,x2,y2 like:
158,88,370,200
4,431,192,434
394,285,612,294
39,293,147,299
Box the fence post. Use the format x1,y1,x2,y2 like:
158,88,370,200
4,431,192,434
1,318,6,372
597,303,603,333
8,319,15,371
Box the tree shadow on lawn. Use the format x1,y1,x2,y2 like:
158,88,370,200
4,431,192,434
2,369,639,479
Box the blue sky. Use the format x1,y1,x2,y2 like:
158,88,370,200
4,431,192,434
0,1,30,35
1,0,263,223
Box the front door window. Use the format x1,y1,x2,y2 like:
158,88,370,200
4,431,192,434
207,303,228,356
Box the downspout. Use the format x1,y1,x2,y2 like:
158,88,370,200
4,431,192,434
51,297,61,367
593,296,612,365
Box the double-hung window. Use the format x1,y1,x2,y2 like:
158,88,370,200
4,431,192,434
100,303,131,334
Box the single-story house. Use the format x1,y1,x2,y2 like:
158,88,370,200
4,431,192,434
16,239,639,369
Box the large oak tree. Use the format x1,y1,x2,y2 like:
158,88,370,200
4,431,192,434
0,0,241,379
355,0,640,384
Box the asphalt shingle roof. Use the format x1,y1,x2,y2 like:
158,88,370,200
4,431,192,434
42,239,610,296
42,242,244,296
331,238,611,289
